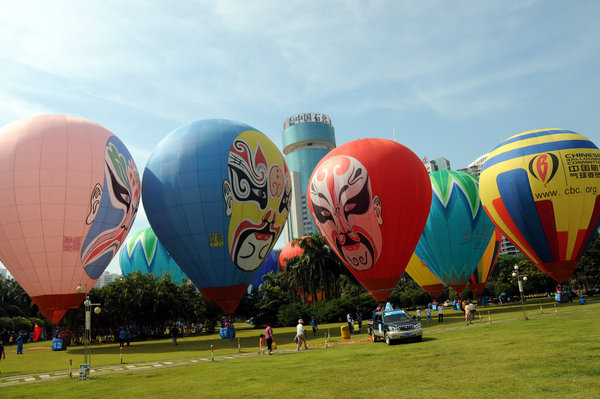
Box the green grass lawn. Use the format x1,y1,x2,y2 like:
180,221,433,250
1,296,598,398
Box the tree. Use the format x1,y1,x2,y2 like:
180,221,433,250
281,234,353,304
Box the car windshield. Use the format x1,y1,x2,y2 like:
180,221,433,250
383,312,412,323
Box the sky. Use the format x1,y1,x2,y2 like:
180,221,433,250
1,0,600,275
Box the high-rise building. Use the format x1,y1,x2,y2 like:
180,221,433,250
93,271,119,289
457,153,488,178
425,157,451,173
281,113,336,243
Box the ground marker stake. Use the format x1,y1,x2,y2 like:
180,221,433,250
211,345,214,361
238,338,241,353
120,346,123,364
488,311,491,325
554,303,558,315
540,304,543,314
69,359,72,378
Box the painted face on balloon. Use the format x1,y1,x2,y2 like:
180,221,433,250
82,137,140,279
223,131,290,271
310,155,383,271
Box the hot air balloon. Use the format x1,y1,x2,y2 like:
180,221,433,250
142,119,290,313
308,138,431,301
249,250,278,289
415,170,495,294
404,253,445,298
479,128,600,282
278,237,308,269
469,228,502,295
119,227,189,285
0,115,140,323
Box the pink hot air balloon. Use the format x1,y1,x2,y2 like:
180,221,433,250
0,115,140,323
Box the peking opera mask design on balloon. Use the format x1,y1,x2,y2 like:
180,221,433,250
223,131,291,271
309,155,383,271
81,137,141,279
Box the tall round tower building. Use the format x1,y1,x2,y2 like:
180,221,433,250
282,113,336,242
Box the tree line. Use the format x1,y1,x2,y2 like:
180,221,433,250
1,232,598,334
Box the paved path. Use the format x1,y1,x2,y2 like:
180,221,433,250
0,336,370,387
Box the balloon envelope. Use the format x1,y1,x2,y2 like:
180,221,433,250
120,227,189,285
404,253,445,298
278,237,307,268
249,250,278,288
308,138,431,301
142,119,290,313
469,228,502,295
480,129,600,282
415,170,495,294
0,115,140,323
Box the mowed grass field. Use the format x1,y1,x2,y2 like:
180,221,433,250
1,297,598,399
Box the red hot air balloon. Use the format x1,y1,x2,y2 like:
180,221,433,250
278,237,308,269
308,139,431,301
0,115,140,323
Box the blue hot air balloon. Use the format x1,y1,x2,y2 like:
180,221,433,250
414,170,495,293
249,250,278,290
119,227,189,285
142,119,290,313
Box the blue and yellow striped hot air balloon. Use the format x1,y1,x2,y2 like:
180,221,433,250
119,227,189,285
479,129,600,282
415,170,495,293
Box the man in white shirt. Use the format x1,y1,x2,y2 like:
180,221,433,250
296,319,308,351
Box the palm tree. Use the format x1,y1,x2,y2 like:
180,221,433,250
282,233,351,305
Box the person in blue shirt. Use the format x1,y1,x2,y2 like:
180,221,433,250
311,316,318,336
16,332,23,354
119,327,126,347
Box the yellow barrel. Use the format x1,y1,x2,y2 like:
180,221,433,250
340,325,350,339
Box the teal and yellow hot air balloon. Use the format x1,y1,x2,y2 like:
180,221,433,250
469,227,502,295
405,253,445,298
414,170,495,293
479,129,600,282
119,227,189,285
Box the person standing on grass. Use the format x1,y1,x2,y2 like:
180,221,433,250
119,327,126,347
0,340,5,373
438,304,444,323
16,332,23,354
311,316,318,336
265,323,274,355
259,334,265,355
356,310,363,333
416,307,422,322
171,325,179,345
425,307,432,323
347,312,353,333
295,319,308,351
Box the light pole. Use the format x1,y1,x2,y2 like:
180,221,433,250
76,283,101,374
511,265,528,320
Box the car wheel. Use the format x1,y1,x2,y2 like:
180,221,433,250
385,332,392,345
415,335,423,342
370,329,378,342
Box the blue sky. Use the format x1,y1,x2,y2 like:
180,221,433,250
1,0,599,274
